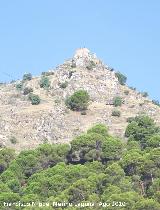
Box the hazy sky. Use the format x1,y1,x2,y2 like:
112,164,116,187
0,0,160,100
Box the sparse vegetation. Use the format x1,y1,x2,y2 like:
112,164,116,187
152,99,160,107
112,110,121,117
23,73,32,81
71,59,76,68
81,110,87,115
54,99,61,104
68,70,75,78
115,71,127,85
23,87,33,95
40,76,50,89
127,117,135,123
16,83,23,91
28,93,41,105
129,86,136,91
41,71,54,76
1,49,160,210
10,80,16,84
113,96,123,107
109,67,114,71
139,102,144,107
86,60,96,70
59,81,68,89
124,90,129,95
65,90,90,111
10,136,17,144
141,91,149,97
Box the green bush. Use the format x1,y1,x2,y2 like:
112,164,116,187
124,90,129,95
23,73,32,81
23,87,33,95
87,124,108,137
10,80,16,84
68,70,75,79
113,96,122,107
40,76,50,89
0,148,15,173
125,115,160,148
41,71,54,76
112,110,121,117
141,92,148,97
65,90,90,111
126,117,135,123
70,126,123,162
115,71,127,85
28,94,41,105
129,86,136,91
86,60,96,70
10,137,17,144
16,83,23,91
71,59,76,68
152,100,160,107
59,81,68,89
146,135,160,148
81,111,87,115
54,99,61,104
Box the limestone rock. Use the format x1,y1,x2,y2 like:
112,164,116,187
0,48,160,152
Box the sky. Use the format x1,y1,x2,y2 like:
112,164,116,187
0,0,160,100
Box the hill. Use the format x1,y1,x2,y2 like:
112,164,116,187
0,48,160,152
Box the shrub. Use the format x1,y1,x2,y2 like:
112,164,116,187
115,72,127,85
126,117,135,123
71,129,123,162
81,111,87,115
152,100,160,107
68,70,75,79
146,135,160,148
87,124,108,137
71,60,76,68
125,115,160,148
23,73,32,81
139,103,144,107
54,99,61,104
28,93,40,105
10,80,16,84
40,76,50,89
129,86,136,91
86,60,96,70
65,90,90,111
59,81,68,89
124,90,129,95
109,67,114,71
10,137,17,144
23,87,33,95
141,92,148,97
41,71,54,76
0,148,15,173
113,96,122,107
112,110,121,117
16,83,23,91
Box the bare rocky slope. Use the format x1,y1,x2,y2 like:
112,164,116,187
0,48,160,152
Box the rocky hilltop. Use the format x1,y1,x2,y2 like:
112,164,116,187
0,48,160,152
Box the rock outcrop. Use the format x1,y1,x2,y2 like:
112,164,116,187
0,48,160,152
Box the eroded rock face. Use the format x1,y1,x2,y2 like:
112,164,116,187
0,48,160,152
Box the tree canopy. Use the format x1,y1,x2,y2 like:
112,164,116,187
0,116,160,209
